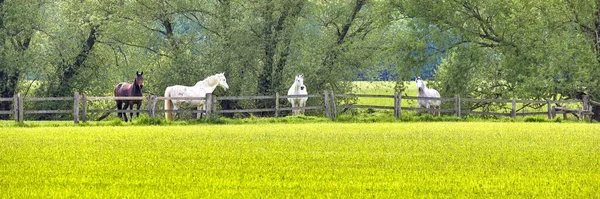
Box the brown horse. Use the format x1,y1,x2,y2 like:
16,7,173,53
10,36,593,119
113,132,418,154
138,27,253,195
114,71,144,122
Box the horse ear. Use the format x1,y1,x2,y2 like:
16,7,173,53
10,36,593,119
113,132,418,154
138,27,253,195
140,71,143,75
136,71,140,76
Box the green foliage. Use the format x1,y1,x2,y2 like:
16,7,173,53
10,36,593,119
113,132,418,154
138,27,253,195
390,0,600,101
107,118,123,126
132,115,165,125
524,116,549,123
2,0,600,121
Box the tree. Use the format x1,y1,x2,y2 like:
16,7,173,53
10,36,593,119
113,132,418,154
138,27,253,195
0,0,43,119
390,0,599,106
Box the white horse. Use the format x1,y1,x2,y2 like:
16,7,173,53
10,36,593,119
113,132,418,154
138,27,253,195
416,76,441,116
164,73,229,120
287,74,308,115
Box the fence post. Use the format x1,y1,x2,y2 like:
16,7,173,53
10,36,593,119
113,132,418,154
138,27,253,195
18,93,23,123
146,95,151,117
212,94,218,117
398,92,402,118
551,106,556,119
73,92,80,124
583,95,590,110
583,95,590,120
205,93,212,118
393,93,398,119
275,93,280,118
394,92,401,119
150,95,157,118
455,95,461,117
13,95,18,122
511,98,516,118
546,99,552,119
82,94,87,122
330,91,337,120
323,91,330,118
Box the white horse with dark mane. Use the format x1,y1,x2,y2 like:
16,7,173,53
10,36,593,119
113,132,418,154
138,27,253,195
164,73,229,120
416,76,441,116
287,74,308,115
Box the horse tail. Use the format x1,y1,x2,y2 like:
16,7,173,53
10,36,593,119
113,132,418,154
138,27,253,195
164,87,174,120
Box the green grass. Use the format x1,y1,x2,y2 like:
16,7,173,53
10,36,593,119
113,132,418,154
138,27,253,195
353,81,418,106
1,123,599,198
352,81,583,116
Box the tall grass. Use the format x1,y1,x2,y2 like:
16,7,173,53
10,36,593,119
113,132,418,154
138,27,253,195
1,123,598,198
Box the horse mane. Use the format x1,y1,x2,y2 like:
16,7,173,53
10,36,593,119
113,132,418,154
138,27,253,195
208,75,219,86
194,73,223,88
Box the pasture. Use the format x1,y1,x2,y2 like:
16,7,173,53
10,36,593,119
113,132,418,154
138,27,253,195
353,81,413,106
1,122,598,198
352,81,584,118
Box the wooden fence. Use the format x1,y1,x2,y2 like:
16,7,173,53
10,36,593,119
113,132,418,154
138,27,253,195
0,91,595,123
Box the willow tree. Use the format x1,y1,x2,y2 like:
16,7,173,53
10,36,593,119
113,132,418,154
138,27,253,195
391,0,599,104
0,0,44,119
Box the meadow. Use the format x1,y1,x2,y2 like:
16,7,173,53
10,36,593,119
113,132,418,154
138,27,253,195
352,81,410,106
1,122,599,198
352,81,581,117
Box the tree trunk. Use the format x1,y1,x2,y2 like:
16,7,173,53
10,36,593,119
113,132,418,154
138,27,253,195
0,0,31,118
272,1,305,95
51,26,98,97
317,0,365,90
255,1,304,116
0,71,19,120
216,0,239,117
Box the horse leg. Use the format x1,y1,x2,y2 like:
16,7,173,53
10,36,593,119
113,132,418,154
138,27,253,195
116,101,123,120
291,101,297,115
192,106,198,119
202,102,206,118
129,102,135,121
301,100,307,115
122,102,130,122
136,102,141,119
194,104,201,119
172,104,179,119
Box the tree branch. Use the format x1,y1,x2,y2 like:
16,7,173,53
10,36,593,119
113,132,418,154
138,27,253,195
121,16,167,36
99,38,175,60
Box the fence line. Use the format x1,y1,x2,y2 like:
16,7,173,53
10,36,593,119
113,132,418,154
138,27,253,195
0,91,594,123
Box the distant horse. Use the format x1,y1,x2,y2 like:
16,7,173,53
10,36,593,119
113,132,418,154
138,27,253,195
114,71,144,122
416,76,441,116
164,73,229,120
287,74,308,115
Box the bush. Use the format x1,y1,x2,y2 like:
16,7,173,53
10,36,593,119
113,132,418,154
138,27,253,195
107,118,123,126
524,116,547,123
133,115,165,125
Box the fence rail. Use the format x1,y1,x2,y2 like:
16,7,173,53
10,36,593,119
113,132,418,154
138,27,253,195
0,91,594,123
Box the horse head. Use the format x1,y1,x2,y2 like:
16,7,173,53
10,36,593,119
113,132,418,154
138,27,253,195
416,76,425,92
216,73,228,90
135,71,144,89
208,72,228,91
295,74,304,86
